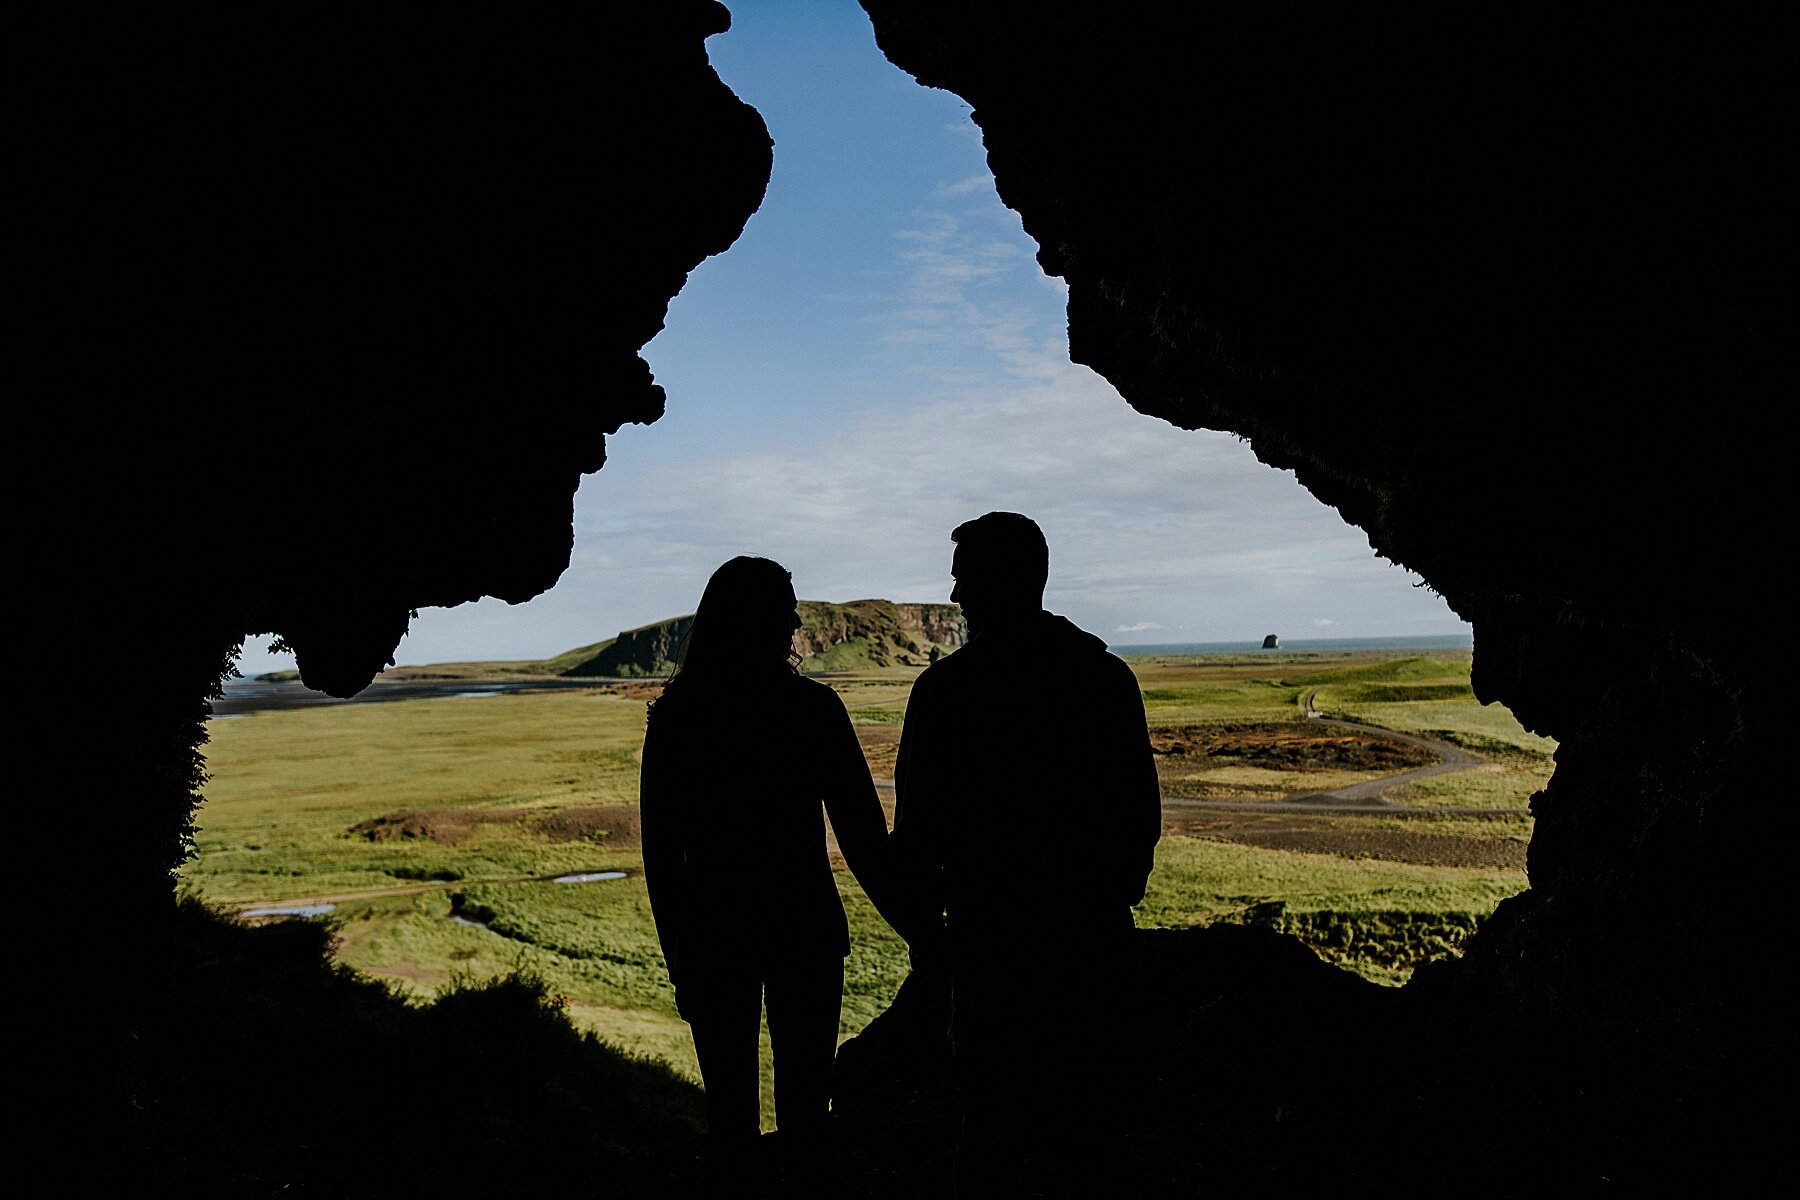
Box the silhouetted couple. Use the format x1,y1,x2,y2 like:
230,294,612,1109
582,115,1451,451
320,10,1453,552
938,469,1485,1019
640,513,1161,1196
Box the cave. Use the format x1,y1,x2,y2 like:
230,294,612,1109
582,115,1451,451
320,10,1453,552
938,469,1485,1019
110,4,1781,1193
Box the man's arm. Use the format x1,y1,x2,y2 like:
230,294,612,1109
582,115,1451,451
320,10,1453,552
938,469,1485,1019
1108,657,1162,909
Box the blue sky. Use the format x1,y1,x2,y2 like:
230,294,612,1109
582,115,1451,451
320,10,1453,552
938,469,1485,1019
237,1,1467,677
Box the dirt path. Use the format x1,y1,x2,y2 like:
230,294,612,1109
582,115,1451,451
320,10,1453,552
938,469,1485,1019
1155,701,1525,860
1255,689,1486,807
870,693,1493,814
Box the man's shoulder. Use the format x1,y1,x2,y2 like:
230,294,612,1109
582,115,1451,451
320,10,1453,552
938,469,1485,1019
1091,645,1137,680
904,652,971,714
1055,638,1141,704
792,674,845,709
915,641,986,686
1036,616,1131,675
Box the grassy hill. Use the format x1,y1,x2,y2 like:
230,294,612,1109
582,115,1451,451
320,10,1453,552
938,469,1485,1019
563,599,967,677
793,599,966,672
350,600,967,682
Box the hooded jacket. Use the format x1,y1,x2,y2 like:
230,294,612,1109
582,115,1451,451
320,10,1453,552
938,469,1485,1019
891,610,1161,956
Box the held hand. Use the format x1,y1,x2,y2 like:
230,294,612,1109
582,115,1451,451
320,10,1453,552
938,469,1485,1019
670,971,700,1022
905,922,949,976
666,962,690,1019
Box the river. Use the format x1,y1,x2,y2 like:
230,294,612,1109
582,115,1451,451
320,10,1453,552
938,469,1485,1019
212,676,641,717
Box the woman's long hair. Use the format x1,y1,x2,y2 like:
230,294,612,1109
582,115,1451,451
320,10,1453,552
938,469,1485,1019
661,556,801,700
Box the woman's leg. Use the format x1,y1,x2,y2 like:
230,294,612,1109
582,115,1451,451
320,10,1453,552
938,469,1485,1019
764,956,844,1135
685,967,764,1150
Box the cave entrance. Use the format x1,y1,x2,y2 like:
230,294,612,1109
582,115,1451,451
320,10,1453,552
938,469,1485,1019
194,2,1548,1140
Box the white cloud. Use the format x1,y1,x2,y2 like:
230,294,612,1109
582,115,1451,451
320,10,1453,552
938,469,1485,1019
942,119,983,145
933,173,993,198
557,352,1464,659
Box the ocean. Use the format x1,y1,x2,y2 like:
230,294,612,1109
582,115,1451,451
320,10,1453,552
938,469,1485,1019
1106,634,1472,656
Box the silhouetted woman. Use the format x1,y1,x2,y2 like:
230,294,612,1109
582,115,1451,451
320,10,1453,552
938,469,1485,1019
640,556,894,1164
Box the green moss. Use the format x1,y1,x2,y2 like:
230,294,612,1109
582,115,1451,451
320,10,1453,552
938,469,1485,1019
1137,836,1526,986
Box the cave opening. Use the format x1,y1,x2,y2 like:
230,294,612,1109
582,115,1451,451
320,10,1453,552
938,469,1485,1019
119,3,1778,1193
202,1,1530,982
182,0,1548,1167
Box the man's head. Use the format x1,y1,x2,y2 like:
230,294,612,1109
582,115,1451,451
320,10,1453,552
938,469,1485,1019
950,512,1049,635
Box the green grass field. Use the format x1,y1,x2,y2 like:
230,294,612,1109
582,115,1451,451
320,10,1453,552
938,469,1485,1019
187,648,1547,1127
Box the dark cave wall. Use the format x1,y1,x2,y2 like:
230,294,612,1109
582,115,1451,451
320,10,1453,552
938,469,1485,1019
861,3,1780,1028
107,4,771,904
77,6,1779,1186
97,0,1783,1052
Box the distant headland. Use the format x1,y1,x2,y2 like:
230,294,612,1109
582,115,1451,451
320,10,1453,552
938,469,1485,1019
260,600,969,683
254,620,1471,685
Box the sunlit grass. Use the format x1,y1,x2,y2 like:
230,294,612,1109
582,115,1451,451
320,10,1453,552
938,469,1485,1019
1139,835,1525,925
1138,834,1527,984
186,691,650,901
191,648,1547,1124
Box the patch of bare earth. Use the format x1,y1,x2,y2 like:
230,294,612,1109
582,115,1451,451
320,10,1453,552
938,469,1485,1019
529,803,642,848
348,803,643,847
1151,723,1436,771
348,808,518,845
1167,812,1527,869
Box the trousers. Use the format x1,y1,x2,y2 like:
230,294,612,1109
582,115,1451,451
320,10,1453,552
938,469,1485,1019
683,955,845,1145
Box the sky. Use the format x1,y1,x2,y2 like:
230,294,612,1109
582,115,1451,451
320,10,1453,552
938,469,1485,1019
237,1,1468,678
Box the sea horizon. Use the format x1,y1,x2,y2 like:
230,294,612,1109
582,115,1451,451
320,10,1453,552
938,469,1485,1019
1107,633,1473,656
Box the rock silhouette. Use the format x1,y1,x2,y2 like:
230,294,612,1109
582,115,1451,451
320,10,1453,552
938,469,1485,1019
91,2,1784,1192
860,0,1776,1067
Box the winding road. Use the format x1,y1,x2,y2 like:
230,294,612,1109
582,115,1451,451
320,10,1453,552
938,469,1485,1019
866,689,1499,816
1156,689,1508,816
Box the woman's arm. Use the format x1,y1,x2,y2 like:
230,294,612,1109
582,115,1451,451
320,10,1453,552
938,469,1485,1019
817,689,907,932
638,708,689,992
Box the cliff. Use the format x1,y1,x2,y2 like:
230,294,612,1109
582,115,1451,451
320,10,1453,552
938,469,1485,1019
561,599,967,676
793,599,967,669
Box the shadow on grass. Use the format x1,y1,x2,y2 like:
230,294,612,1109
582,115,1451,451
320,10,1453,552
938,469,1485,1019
128,898,704,1197
128,906,1774,1198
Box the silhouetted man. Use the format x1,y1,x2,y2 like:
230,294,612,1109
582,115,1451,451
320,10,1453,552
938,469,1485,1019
893,512,1161,1196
